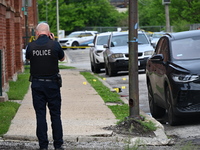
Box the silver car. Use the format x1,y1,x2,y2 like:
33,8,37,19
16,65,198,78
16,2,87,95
103,31,154,76
150,32,166,48
89,32,111,73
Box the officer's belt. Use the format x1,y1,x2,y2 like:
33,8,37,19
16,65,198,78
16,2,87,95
33,78,57,82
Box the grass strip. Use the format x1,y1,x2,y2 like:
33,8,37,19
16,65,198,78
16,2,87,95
80,71,123,103
108,104,129,121
0,101,20,136
59,65,75,69
6,66,30,100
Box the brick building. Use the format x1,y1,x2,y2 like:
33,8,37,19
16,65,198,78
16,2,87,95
0,0,37,101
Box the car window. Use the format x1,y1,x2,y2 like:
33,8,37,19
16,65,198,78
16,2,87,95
97,35,109,45
172,37,200,60
85,33,93,37
155,38,165,54
160,38,169,62
80,33,92,37
67,33,81,38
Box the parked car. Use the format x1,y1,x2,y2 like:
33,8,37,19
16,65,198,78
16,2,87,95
59,31,97,49
146,30,200,126
89,32,111,73
103,31,154,76
150,32,165,48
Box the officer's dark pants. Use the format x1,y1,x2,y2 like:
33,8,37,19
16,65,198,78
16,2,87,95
31,80,63,149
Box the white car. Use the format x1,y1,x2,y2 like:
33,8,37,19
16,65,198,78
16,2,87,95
103,31,154,76
89,32,111,73
59,31,97,49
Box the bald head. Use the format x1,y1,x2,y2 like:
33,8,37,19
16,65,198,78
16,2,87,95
36,23,50,36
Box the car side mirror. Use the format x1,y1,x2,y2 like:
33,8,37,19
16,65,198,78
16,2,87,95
151,43,156,49
150,54,164,62
103,44,108,48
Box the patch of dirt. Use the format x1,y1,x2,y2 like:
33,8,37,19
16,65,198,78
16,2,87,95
104,118,156,138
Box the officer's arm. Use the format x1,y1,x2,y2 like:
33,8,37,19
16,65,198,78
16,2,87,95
59,55,65,62
25,45,30,61
56,42,65,62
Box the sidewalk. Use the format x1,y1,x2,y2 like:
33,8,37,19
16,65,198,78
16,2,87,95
3,69,170,147
3,69,116,141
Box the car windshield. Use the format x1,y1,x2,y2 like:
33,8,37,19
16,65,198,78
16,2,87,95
96,35,109,45
152,33,163,38
172,37,200,60
138,34,149,44
111,33,149,47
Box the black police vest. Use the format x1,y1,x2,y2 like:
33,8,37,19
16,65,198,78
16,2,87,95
28,40,59,76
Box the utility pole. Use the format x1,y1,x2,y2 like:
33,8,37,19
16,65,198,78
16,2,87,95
162,0,171,32
46,0,48,23
25,0,29,46
56,0,59,41
128,0,139,118
22,0,32,46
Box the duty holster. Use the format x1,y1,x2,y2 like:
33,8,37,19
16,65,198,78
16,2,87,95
57,74,62,87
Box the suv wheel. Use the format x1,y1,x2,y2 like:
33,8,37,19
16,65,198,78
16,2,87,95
105,65,108,75
91,61,100,73
166,86,179,126
104,58,109,75
72,41,79,50
147,82,165,118
108,63,117,77
90,61,94,72
93,57,100,73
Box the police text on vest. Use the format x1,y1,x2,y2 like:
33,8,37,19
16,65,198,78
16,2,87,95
33,49,51,56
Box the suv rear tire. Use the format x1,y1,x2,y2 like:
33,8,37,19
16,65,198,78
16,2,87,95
108,63,117,77
166,86,179,126
147,81,165,118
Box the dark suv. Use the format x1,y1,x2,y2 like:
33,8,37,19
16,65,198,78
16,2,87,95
146,30,200,125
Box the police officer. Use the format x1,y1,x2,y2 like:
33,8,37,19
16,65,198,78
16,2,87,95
26,23,65,150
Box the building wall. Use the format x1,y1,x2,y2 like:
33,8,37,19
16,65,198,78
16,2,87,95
0,0,37,99
0,0,7,90
6,5,16,80
28,0,37,33
14,0,24,72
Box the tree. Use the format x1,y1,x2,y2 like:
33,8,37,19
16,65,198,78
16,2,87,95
37,0,200,34
138,0,200,31
37,0,127,34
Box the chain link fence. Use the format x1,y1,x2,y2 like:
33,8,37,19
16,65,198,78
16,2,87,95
84,24,200,33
